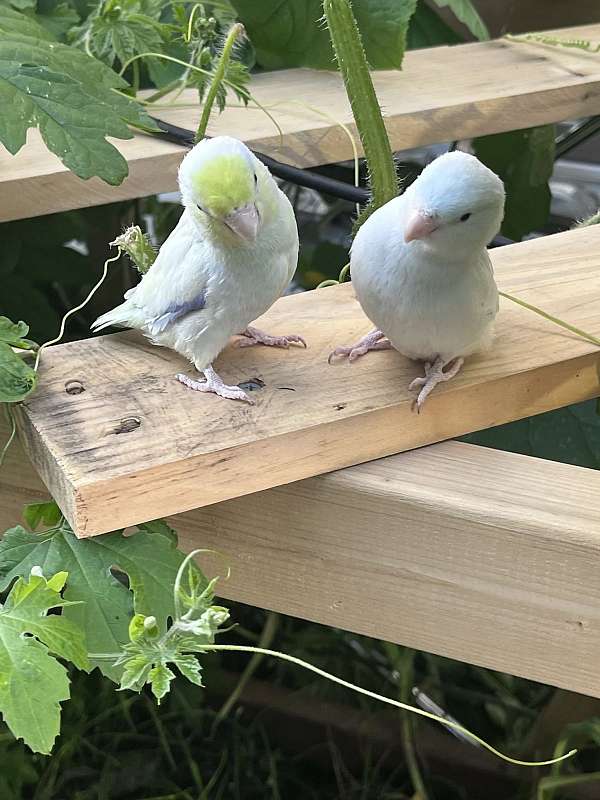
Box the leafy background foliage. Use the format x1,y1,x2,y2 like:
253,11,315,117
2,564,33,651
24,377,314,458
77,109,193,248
0,571,88,754
474,125,556,241
0,317,37,402
0,517,210,681
0,3,156,184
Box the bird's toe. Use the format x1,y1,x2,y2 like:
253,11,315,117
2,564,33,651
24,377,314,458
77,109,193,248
347,346,367,362
286,334,307,348
408,375,427,391
328,347,350,364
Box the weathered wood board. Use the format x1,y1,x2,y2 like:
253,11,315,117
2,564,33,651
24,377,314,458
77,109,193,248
2,24,600,221
179,441,600,699
15,226,600,536
4,414,600,698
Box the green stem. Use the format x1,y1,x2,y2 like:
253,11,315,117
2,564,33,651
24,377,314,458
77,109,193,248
323,0,398,222
131,58,140,95
215,612,280,724
0,405,16,469
195,22,244,143
145,78,182,104
499,291,600,348
193,645,575,768
538,772,600,800
35,252,121,372
119,53,283,142
86,641,577,768
399,649,429,800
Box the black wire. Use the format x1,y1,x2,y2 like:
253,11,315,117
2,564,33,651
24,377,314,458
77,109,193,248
150,114,600,250
555,115,600,159
152,114,600,205
151,118,514,247
151,117,370,204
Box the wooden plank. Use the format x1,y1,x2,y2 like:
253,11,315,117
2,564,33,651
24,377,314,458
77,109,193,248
15,226,600,536
4,414,600,698
3,24,600,221
0,418,48,528
177,440,600,699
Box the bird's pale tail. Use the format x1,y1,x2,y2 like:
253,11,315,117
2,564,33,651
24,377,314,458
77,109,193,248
91,302,132,332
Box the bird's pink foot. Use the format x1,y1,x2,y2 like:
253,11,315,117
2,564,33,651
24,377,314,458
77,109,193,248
176,364,254,404
409,356,464,412
237,325,307,349
328,329,392,364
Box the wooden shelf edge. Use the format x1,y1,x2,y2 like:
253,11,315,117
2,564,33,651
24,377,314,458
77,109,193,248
13,226,600,537
3,23,600,221
35,352,600,537
3,413,600,696
175,440,600,698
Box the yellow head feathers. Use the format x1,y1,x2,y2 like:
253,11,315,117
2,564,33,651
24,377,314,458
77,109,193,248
178,136,261,218
192,153,255,218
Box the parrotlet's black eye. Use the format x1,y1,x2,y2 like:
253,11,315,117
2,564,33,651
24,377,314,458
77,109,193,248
459,212,472,222
254,173,258,186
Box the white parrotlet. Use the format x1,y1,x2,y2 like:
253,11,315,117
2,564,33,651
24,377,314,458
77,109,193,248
92,136,302,404
329,151,506,410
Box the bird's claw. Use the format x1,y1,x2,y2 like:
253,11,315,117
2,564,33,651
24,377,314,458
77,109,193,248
328,344,369,364
328,330,392,364
237,326,307,349
408,362,432,392
408,357,464,413
176,371,255,404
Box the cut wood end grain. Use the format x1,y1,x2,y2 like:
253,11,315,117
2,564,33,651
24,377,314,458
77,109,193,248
14,226,600,537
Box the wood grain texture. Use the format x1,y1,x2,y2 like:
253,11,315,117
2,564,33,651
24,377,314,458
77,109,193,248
176,441,600,699
3,24,600,221
15,226,600,536
0,416,48,528
4,413,600,698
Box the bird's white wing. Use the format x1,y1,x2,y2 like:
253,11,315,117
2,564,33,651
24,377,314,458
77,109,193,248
125,212,214,333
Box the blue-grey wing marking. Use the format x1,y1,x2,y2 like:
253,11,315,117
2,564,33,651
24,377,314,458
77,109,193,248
148,290,207,336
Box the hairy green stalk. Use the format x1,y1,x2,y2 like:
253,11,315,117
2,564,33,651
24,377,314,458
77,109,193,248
323,0,398,224
506,33,600,53
195,22,244,142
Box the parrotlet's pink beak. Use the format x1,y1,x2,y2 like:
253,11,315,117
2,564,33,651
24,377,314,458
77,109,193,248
404,210,439,243
224,203,260,242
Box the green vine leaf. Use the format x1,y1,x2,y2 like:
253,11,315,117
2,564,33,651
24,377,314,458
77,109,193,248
71,0,169,68
116,580,229,703
22,500,63,531
0,316,37,403
0,343,37,403
0,570,89,754
406,1,462,48
430,0,489,41
230,0,417,70
36,0,79,39
0,316,36,350
474,125,555,241
0,4,158,185
0,516,209,682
